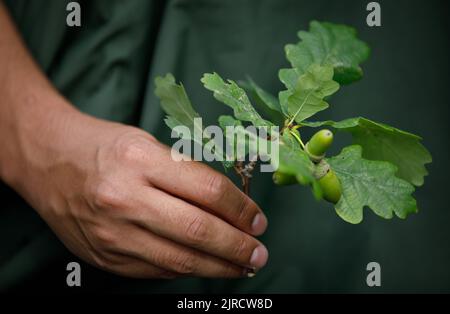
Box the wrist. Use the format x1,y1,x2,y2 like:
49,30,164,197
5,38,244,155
0,92,81,206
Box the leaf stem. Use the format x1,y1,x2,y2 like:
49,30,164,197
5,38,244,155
289,129,306,149
287,92,312,126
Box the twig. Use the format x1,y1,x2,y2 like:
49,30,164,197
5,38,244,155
234,159,257,196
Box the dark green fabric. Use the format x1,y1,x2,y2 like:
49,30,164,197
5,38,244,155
1,0,449,292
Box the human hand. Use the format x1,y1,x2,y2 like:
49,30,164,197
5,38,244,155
16,111,268,279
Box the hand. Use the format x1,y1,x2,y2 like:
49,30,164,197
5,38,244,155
16,110,268,279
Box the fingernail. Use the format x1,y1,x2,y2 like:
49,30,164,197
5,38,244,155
244,267,256,278
249,245,268,268
251,213,268,235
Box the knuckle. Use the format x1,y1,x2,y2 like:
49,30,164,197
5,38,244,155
114,135,150,164
222,263,240,278
184,215,209,244
92,181,125,210
236,197,253,225
91,226,119,250
168,252,198,274
232,236,249,261
204,174,227,204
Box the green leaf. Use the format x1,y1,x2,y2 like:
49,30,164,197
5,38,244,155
218,115,243,128
285,64,340,123
155,74,201,132
279,68,300,91
278,90,291,116
239,78,284,125
155,74,231,169
218,115,276,165
302,117,432,186
201,73,273,128
155,74,205,148
284,21,370,85
219,115,249,162
242,78,282,113
277,132,322,199
328,145,417,224
164,116,195,140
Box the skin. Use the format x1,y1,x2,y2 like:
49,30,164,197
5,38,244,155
0,4,268,279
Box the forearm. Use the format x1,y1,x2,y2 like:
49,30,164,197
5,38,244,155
0,3,80,193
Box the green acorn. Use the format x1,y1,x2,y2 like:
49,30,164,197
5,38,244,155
318,169,342,204
313,159,341,204
305,129,334,162
273,171,297,185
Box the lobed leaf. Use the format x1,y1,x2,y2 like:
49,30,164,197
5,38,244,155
239,78,284,124
328,145,418,224
155,74,231,169
284,64,339,123
201,73,273,128
284,21,370,85
155,74,201,133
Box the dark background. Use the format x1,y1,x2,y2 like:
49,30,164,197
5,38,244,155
0,0,449,293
